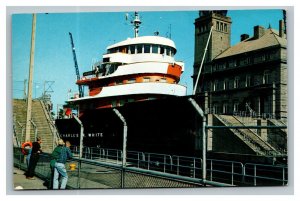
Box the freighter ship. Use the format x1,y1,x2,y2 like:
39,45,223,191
56,12,194,154
67,12,186,116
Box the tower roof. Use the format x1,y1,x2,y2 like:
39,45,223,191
215,28,287,59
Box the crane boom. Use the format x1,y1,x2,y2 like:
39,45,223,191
69,32,83,97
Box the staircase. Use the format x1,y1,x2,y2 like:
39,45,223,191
268,119,288,153
214,114,282,156
13,99,28,144
268,119,288,135
13,99,59,153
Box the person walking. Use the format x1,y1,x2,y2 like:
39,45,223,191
51,139,73,189
26,137,42,180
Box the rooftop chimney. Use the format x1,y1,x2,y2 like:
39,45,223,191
279,19,284,38
254,25,265,39
240,34,249,41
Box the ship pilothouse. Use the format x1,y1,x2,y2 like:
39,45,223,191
68,12,187,115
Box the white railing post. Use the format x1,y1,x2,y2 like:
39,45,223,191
73,115,84,188
188,98,207,185
113,108,127,188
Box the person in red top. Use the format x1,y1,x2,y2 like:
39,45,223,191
26,137,42,180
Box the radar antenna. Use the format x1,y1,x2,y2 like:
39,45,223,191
131,12,142,38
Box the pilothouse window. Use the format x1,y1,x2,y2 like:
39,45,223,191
160,46,165,54
129,45,135,54
137,44,143,53
166,47,171,56
144,45,150,53
152,45,158,53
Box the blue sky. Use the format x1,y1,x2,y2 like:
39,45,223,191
12,9,284,114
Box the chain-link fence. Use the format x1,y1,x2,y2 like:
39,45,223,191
14,146,287,189
13,147,206,189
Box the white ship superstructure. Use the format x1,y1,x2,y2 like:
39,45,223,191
68,12,186,115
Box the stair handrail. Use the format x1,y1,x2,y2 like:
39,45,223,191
231,115,282,154
29,119,38,140
39,99,60,150
217,115,265,155
13,121,21,147
16,121,25,144
215,114,279,156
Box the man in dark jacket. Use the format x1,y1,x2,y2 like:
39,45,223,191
26,137,42,179
51,139,73,189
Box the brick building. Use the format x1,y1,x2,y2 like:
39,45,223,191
193,11,287,120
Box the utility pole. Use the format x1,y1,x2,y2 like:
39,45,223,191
193,25,213,95
23,79,27,99
25,13,36,142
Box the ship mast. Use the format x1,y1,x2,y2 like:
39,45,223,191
132,12,141,38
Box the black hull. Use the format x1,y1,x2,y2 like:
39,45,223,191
55,95,202,156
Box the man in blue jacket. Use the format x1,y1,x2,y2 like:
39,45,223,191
51,139,73,189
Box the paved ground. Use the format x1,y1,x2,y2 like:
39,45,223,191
13,167,48,190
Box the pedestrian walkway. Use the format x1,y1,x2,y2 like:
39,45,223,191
13,167,48,190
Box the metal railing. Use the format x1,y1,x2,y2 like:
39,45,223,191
40,99,60,150
207,159,244,186
13,147,212,189
243,163,288,186
13,146,288,188
215,114,281,156
67,146,287,187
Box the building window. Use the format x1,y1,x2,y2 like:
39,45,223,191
261,54,266,61
224,79,229,90
213,103,219,114
233,59,240,67
216,21,219,30
218,63,224,70
246,75,251,87
209,81,213,92
213,80,218,91
223,102,228,114
244,57,253,65
220,23,223,31
234,77,239,88
233,102,239,113
225,61,229,68
212,64,217,71
224,24,227,32
265,53,271,60
263,71,270,84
